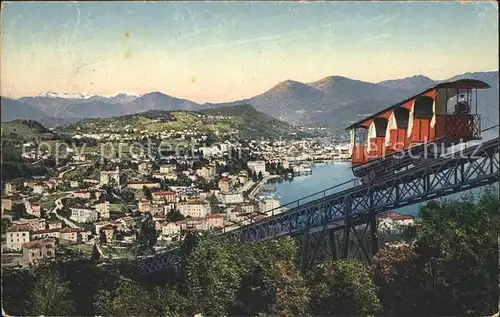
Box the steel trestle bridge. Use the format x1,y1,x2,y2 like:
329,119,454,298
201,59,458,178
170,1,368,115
137,136,500,275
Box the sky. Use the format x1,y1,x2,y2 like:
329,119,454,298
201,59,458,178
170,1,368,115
1,1,498,103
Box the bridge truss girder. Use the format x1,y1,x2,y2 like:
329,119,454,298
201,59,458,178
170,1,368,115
137,138,499,275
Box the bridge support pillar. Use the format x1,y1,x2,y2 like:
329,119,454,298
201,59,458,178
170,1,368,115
342,216,350,258
370,213,379,255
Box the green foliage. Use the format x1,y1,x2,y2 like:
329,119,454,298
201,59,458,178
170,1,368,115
94,280,162,316
181,235,245,316
28,269,76,316
166,208,185,222
135,212,157,256
143,185,153,201
372,243,432,315
372,187,500,316
309,259,382,316
1,218,11,234
121,188,136,204
412,189,500,316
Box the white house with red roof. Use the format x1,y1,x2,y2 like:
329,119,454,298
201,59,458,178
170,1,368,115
152,191,177,203
377,211,414,231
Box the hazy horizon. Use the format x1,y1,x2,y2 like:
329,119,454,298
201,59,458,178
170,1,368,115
1,1,498,103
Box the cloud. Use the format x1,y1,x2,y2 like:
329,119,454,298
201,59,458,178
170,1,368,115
186,21,346,53
359,33,390,44
377,15,397,26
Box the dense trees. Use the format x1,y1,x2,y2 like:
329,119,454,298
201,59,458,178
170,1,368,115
309,259,381,316
28,270,75,316
165,209,185,222
2,188,499,317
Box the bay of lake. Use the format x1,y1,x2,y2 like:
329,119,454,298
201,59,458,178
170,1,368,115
266,163,491,217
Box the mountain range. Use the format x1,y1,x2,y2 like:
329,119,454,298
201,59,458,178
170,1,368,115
2,71,498,132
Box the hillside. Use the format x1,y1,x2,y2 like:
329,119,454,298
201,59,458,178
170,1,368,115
200,104,308,139
1,120,57,181
68,105,307,140
1,119,57,143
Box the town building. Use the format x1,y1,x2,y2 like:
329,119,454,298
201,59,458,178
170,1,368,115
196,165,216,179
152,191,177,203
127,182,161,190
218,192,244,204
247,160,266,175
207,214,224,229
1,195,24,213
378,212,414,231
138,162,152,173
177,201,211,218
138,199,151,213
218,178,231,194
48,221,63,230
22,238,57,265
161,222,181,237
70,206,98,223
94,200,110,219
6,225,31,251
4,182,15,194
32,228,61,240
99,167,120,187
259,198,281,216
24,201,42,218
159,164,175,174
13,218,46,231
59,227,85,243
100,224,116,243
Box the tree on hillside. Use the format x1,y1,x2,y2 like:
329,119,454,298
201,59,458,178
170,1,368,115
180,235,244,316
94,280,161,316
410,189,500,316
99,230,107,245
28,270,75,316
230,256,310,317
135,212,157,256
90,243,101,261
372,243,432,316
166,209,185,222
143,185,153,201
309,259,381,316
121,189,136,205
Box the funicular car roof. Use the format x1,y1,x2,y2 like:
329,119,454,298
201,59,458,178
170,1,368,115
345,79,490,130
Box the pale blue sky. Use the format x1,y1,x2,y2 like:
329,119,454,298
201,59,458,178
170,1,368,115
1,1,498,102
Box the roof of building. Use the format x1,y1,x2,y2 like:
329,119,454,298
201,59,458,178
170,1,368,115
100,224,116,231
59,227,83,233
153,191,177,196
32,228,60,235
378,211,414,221
7,225,32,232
22,238,56,249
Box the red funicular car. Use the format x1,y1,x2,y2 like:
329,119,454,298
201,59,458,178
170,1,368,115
346,79,489,183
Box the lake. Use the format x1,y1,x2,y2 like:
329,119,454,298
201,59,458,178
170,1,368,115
266,163,492,217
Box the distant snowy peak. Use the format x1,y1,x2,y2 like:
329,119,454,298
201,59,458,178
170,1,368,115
38,91,95,99
108,92,141,98
37,91,141,100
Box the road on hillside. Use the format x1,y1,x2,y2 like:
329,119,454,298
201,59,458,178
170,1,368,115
51,194,80,228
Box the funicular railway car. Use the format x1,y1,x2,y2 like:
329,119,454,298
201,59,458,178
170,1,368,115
346,79,490,183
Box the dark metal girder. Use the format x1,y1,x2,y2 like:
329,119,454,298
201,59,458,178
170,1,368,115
137,137,500,275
